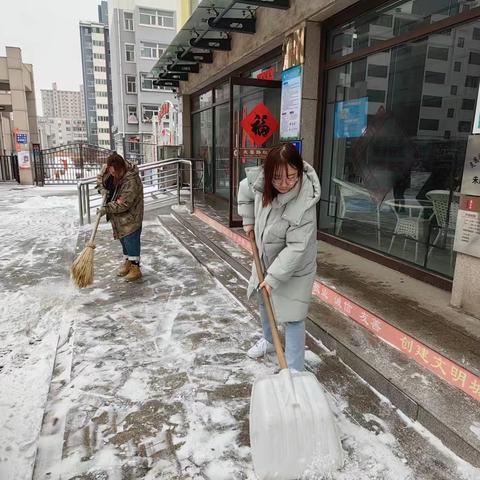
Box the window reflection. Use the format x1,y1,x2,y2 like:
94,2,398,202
321,18,480,277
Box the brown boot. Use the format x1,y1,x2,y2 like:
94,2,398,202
117,259,132,277
125,264,142,282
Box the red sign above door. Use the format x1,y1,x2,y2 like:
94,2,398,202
256,67,275,81
240,102,279,146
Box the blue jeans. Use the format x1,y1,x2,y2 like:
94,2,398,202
258,294,305,371
119,228,141,262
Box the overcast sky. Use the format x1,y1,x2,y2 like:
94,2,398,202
0,0,101,115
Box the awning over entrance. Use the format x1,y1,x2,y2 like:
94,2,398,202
150,0,289,88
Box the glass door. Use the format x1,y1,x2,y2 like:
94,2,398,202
214,102,230,199
229,77,282,227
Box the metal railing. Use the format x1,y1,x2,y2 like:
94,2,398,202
77,158,197,225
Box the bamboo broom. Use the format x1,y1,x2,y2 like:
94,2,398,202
71,196,106,288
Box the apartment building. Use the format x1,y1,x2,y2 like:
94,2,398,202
41,82,85,119
80,0,114,149
37,117,88,148
39,83,87,149
108,0,178,162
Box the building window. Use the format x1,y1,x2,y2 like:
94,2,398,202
458,36,465,47
425,71,445,84
141,104,160,123
454,61,462,72
139,8,174,28
128,137,140,153
422,95,442,108
124,11,134,31
92,40,104,46
125,44,135,62
140,41,166,59
462,98,476,110
469,52,480,65
367,89,385,103
458,121,472,132
127,105,138,124
367,64,388,78
451,85,458,95
465,75,480,88
473,27,480,40
419,119,439,130
447,108,455,118
126,75,137,94
93,53,105,59
140,73,165,91
427,47,449,61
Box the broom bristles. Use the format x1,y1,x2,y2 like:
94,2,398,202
71,244,96,288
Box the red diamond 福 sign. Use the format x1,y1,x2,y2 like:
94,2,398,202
240,103,279,146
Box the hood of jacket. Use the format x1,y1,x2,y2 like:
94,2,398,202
245,161,321,226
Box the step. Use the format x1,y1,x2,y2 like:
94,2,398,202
316,242,480,377
171,208,480,468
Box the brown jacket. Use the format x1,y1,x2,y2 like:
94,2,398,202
96,162,144,239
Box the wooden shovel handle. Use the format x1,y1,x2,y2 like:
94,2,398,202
248,230,288,370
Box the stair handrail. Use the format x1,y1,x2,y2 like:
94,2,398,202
77,157,197,225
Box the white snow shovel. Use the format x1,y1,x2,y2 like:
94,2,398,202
248,231,344,480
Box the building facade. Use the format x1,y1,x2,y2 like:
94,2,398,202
39,83,87,149
0,46,39,184
159,0,480,318
80,0,115,148
37,117,88,148
41,82,85,119
108,0,178,163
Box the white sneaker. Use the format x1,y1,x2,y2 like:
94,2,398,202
247,338,275,359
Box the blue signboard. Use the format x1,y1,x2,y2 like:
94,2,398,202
334,97,368,138
15,133,28,144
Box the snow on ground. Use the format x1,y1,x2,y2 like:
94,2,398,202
0,185,479,479
0,186,79,480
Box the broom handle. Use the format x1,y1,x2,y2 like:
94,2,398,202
248,230,288,370
88,194,107,245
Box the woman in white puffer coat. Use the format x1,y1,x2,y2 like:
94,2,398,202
238,143,321,371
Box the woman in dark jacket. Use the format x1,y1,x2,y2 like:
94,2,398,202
97,152,144,281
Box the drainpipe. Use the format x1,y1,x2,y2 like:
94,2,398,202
116,8,126,152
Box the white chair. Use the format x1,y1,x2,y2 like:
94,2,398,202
386,199,435,263
332,177,382,245
425,190,460,266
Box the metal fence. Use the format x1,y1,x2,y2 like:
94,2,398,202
0,155,19,182
34,143,113,185
77,158,197,225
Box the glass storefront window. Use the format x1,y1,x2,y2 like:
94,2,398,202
192,110,213,193
215,83,230,103
192,90,213,111
328,0,480,60
321,18,480,278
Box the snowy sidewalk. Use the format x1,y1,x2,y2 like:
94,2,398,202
1,186,479,480
34,217,273,479
0,185,79,480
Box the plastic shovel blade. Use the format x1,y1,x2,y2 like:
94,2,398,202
250,369,344,480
